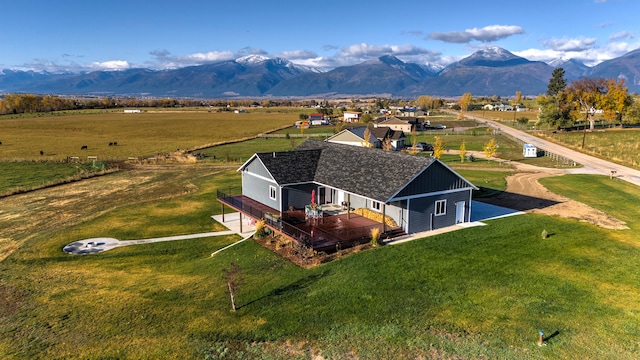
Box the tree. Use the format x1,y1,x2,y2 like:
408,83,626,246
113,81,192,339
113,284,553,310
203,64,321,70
483,138,497,159
458,92,472,119
407,127,419,154
514,91,522,105
601,78,630,123
566,77,607,131
222,263,242,312
547,68,567,96
433,136,444,158
298,113,309,121
459,141,467,163
362,127,373,148
382,137,392,151
625,95,640,124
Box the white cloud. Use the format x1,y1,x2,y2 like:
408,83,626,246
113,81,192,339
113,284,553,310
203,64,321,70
515,40,640,66
428,25,525,43
542,37,597,52
89,60,131,70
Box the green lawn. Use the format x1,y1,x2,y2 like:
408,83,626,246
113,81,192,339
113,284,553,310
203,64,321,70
1,170,639,359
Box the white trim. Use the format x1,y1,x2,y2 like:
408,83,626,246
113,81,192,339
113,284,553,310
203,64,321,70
243,169,277,184
371,200,382,212
269,185,277,201
389,187,474,202
435,199,447,216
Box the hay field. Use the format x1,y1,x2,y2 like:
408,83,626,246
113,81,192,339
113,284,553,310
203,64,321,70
0,109,295,161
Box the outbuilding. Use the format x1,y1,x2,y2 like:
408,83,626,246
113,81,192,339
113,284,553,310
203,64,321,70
523,143,538,158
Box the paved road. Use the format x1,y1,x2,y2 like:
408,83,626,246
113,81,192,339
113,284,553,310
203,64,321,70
454,111,640,187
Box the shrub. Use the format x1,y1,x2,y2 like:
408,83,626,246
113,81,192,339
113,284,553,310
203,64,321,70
541,229,548,239
370,227,381,247
254,219,266,239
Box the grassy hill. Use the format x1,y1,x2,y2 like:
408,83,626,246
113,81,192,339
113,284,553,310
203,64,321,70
1,167,638,359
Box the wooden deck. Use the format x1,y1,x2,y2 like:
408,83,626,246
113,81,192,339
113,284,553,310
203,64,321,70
217,192,405,252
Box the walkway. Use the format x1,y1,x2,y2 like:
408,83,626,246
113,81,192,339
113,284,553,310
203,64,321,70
63,211,255,255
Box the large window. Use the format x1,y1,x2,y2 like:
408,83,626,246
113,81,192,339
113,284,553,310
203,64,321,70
269,185,277,201
435,199,446,216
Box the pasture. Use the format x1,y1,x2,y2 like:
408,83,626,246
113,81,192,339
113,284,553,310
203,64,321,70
0,109,296,161
539,128,640,169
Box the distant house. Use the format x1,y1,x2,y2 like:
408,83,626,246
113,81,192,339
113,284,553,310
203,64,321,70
515,105,527,112
309,113,329,126
234,109,246,114
398,108,426,117
343,111,362,123
494,103,513,111
217,140,477,251
327,126,405,151
375,116,422,133
124,109,141,113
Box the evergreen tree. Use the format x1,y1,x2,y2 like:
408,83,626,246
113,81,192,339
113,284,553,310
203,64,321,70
547,68,567,96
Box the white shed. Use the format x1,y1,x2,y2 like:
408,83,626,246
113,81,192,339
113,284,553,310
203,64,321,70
523,144,538,158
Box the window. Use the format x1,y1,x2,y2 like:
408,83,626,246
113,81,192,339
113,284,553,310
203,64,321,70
435,200,446,216
371,201,381,212
269,185,277,201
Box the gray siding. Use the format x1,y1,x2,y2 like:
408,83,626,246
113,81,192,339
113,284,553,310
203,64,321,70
242,172,280,211
407,190,472,233
245,157,273,180
394,161,472,198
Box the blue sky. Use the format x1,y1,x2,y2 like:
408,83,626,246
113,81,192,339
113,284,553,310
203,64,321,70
1,0,638,72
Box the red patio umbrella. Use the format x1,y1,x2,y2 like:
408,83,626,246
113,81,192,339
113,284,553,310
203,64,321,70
311,189,316,205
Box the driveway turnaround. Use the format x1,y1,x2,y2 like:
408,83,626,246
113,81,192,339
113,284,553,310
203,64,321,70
63,212,256,255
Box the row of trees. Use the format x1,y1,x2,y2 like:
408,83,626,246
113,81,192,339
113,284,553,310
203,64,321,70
537,68,635,129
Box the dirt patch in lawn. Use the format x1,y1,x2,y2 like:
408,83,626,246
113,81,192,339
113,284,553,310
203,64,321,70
480,163,628,230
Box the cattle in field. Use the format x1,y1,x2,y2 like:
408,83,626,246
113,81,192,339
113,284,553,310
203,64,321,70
0,141,2,145
81,145,88,150
109,142,113,146
40,150,44,156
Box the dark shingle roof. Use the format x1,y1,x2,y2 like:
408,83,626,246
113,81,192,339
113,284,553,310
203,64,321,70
254,149,321,184
294,139,436,202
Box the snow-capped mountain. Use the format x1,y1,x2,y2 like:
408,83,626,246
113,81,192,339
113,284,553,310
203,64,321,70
2,46,640,97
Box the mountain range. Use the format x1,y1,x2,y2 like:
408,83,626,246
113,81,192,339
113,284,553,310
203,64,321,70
1,47,639,98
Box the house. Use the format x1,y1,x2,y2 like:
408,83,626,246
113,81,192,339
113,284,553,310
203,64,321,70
218,140,477,251
515,105,527,112
309,113,328,126
375,116,414,133
327,126,405,150
343,111,362,123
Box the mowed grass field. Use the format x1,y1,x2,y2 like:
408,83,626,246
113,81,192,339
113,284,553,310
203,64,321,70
1,167,639,359
0,109,296,161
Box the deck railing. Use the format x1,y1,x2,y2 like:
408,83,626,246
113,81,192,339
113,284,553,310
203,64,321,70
217,190,388,251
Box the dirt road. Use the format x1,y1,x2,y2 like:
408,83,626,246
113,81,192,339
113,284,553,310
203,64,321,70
479,162,628,230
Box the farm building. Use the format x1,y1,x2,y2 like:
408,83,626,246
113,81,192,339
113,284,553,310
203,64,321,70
523,143,538,158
